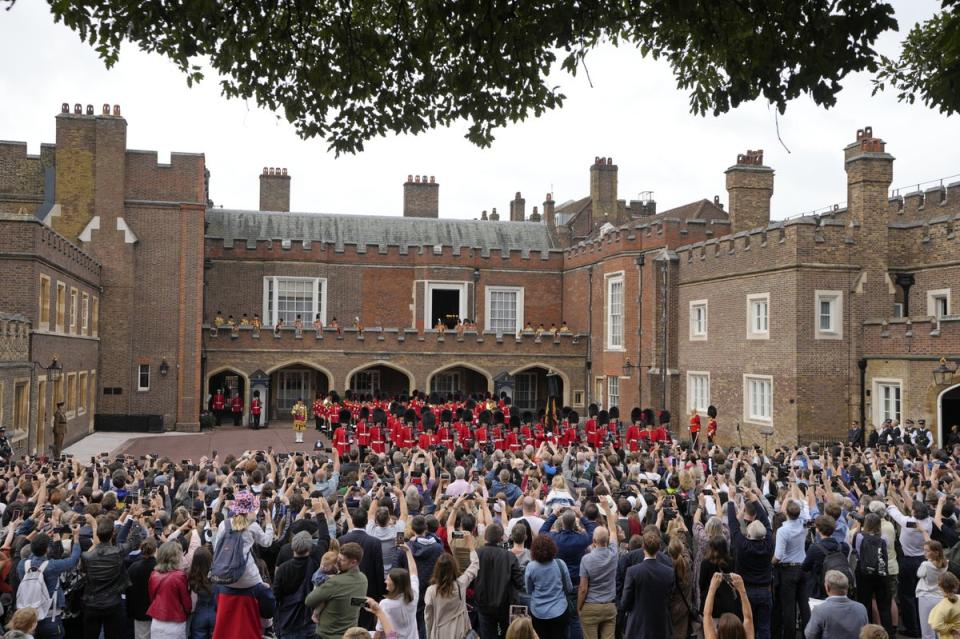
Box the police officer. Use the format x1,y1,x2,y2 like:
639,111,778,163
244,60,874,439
0,426,12,461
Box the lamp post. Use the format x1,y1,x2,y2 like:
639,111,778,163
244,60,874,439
933,357,958,385
622,359,638,377
159,360,170,377
33,356,62,383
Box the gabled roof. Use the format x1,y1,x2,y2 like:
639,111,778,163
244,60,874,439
205,209,559,252
654,199,727,221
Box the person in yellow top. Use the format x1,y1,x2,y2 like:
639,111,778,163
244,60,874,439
291,398,307,443
929,572,960,637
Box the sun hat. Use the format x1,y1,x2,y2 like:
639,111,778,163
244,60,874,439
232,491,257,515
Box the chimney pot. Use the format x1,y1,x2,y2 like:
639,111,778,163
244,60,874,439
263,167,269,175
282,168,288,176
607,157,613,165
86,104,93,115
429,176,435,183
113,104,121,116
260,165,291,212
407,174,413,183
403,172,439,217
61,103,69,114
546,193,553,202
74,103,82,114
102,103,110,115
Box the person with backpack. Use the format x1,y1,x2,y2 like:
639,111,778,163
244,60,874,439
16,524,82,639
210,491,274,590
802,515,852,601
126,538,158,639
850,513,894,637
81,509,145,639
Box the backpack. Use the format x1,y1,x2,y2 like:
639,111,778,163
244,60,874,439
856,533,888,577
211,519,249,585
822,546,856,592
16,560,53,619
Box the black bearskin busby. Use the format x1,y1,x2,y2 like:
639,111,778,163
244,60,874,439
441,409,452,424
568,411,580,425
494,410,505,426
588,403,599,418
641,408,656,426
338,408,352,425
707,405,718,419
659,410,671,425
509,414,521,429
608,406,619,421
403,408,417,425
630,407,643,424
421,408,436,430
373,407,387,425
522,411,534,425
597,410,609,425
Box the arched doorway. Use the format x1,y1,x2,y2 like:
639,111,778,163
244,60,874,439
266,362,332,421
939,383,960,447
507,365,568,413
426,363,492,399
346,362,414,398
207,368,248,426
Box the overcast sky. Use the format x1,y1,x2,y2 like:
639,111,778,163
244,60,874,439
2,1,959,221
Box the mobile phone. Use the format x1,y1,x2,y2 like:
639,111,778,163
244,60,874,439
396,531,405,547
325,448,333,454
124,494,135,505
100,452,109,458
703,489,713,496
906,521,918,529
181,459,190,465
452,531,465,539
349,597,366,607
509,605,528,622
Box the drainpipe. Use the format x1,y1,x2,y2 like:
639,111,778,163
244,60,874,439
858,358,867,447
660,257,668,413
636,254,645,407
586,265,594,407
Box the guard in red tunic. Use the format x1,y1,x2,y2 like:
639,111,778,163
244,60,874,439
587,410,606,448
625,407,643,452
707,405,718,444
564,412,580,447
401,409,417,449
250,391,263,430
476,410,491,449
212,388,226,426
230,393,243,426
333,408,352,456
370,408,387,455
520,412,534,445
506,415,522,453
689,408,701,447
313,396,325,432
356,406,371,453
438,409,454,449
655,410,672,445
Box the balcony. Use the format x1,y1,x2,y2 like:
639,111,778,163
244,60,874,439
202,325,588,356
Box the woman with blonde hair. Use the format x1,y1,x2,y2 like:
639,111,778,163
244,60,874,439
544,475,574,508
424,537,479,639
5,608,37,637
148,541,192,638
928,571,960,636
211,491,274,588
505,616,540,639
917,539,948,639
692,487,728,607
668,537,694,639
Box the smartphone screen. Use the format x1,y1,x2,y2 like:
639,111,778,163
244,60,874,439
396,531,405,547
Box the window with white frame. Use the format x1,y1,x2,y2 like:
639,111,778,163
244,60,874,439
69,288,78,334
875,379,902,424
432,372,460,396
138,364,150,391
605,273,625,350
39,275,51,330
485,286,523,334
573,390,585,407
515,373,538,410
688,372,710,412
744,375,773,423
927,289,951,318
815,290,843,339
747,293,769,339
55,283,65,332
607,376,620,410
81,293,89,335
263,277,325,327
689,300,708,340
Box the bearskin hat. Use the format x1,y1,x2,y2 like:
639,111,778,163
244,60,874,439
641,408,656,426
373,407,387,425
522,411,534,425
478,409,492,426
588,403,599,418
338,408,352,424
494,410,505,425
659,410,671,425
421,409,436,430
404,408,418,425
568,411,580,425
609,406,620,421
441,409,453,423
707,405,718,419
630,407,643,424
358,406,370,421
509,414,521,429
597,410,609,425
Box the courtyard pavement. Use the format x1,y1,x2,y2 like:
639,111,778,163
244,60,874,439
64,422,331,460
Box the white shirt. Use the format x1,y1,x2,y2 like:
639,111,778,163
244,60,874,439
886,505,932,557
506,515,546,538
378,575,420,639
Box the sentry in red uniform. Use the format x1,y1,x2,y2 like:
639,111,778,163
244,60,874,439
212,391,225,412
369,426,385,454
333,425,350,456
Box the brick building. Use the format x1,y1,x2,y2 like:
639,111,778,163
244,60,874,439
0,106,957,446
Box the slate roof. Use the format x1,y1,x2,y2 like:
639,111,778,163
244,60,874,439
653,199,727,222
205,209,559,252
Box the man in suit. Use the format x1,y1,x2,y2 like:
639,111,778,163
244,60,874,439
804,570,868,639
620,529,674,639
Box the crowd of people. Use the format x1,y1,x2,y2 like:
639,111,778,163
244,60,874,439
0,391,958,639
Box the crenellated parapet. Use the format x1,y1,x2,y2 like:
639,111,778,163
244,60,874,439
887,180,960,220
562,217,724,268
676,215,860,281
125,150,206,204
0,215,101,282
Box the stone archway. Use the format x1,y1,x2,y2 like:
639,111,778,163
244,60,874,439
939,382,960,448
205,367,251,426
426,361,494,398
264,361,334,421
507,363,571,412
345,361,416,397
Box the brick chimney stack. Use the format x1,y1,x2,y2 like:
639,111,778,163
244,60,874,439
725,150,773,233
509,192,526,221
845,126,894,318
529,206,541,222
403,174,439,218
259,167,290,212
543,193,556,228
590,156,620,225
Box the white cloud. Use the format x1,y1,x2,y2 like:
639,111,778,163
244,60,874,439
1,0,958,221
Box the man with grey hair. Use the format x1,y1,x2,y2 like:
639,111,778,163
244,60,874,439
445,465,472,497
727,488,774,639
273,530,321,638
803,570,868,639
